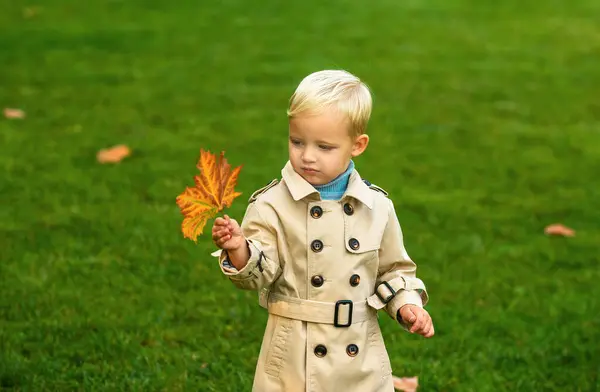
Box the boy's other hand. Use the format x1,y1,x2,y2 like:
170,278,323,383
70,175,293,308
399,305,434,338
212,215,245,251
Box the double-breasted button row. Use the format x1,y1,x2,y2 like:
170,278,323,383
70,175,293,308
314,344,359,358
312,275,360,288
310,238,360,252
310,204,354,218
312,237,358,252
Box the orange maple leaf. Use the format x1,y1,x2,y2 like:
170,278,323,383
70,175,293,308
176,149,243,242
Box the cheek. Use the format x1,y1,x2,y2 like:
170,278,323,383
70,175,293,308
332,152,349,169
288,145,300,159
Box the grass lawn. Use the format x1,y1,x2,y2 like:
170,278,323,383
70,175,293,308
1,0,599,390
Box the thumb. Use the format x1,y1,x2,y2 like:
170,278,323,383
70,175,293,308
403,306,417,323
230,218,242,233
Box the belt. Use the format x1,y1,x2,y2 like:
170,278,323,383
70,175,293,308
267,293,376,328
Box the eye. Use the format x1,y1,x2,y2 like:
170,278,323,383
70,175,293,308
319,145,335,151
290,138,303,146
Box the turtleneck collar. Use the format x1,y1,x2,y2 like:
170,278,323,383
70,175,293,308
313,160,355,200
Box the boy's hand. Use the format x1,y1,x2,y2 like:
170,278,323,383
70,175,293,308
399,305,434,338
212,215,245,251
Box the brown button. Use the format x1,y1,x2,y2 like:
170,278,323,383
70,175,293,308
346,344,359,357
349,238,360,250
311,275,324,287
311,239,323,253
349,274,360,287
314,344,327,357
343,203,354,215
310,206,323,219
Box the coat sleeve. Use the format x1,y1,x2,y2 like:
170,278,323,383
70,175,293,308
211,201,282,292
374,199,429,326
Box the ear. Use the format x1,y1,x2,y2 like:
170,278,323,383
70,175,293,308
351,134,369,157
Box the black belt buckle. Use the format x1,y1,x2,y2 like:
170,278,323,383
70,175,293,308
334,300,353,328
376,281,396,304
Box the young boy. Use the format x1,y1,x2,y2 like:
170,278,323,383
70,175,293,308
211,70,434,392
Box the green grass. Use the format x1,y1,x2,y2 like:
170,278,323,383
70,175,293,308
1,0,600,390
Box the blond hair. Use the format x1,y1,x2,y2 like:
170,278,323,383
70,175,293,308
287,70,372,136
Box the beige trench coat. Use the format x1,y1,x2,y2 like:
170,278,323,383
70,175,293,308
212,161,429,392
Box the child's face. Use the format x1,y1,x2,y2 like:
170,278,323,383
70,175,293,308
288,109,369,186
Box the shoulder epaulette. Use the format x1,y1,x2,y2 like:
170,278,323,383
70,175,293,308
248,179,279,203
363,179,389,197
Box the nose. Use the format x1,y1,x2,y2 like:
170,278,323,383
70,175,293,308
301,147,317,163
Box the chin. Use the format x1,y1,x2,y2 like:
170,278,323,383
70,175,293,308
297,172,323,185
300,174,320,185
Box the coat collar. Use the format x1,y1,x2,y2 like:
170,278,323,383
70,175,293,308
281,161,374,209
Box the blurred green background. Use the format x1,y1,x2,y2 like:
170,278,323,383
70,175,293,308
1,0,599,391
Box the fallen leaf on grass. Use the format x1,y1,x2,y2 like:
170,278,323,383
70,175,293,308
544,223,575,237
96,144,131,163
393,375,418,392
3,108,25,119
176,149,243,242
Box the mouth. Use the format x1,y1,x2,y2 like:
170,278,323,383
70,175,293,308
302,168,319,173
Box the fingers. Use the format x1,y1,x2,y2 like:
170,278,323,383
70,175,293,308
409,310,426,334
402,306,417,324
212,228,232,245
213,216,237,233
212,220,232,240
213,228,231,240
212,215,242,248
420,317,433,338
408,309,435,338
215,216,239,230
424,321,435,338
214,217,228,227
